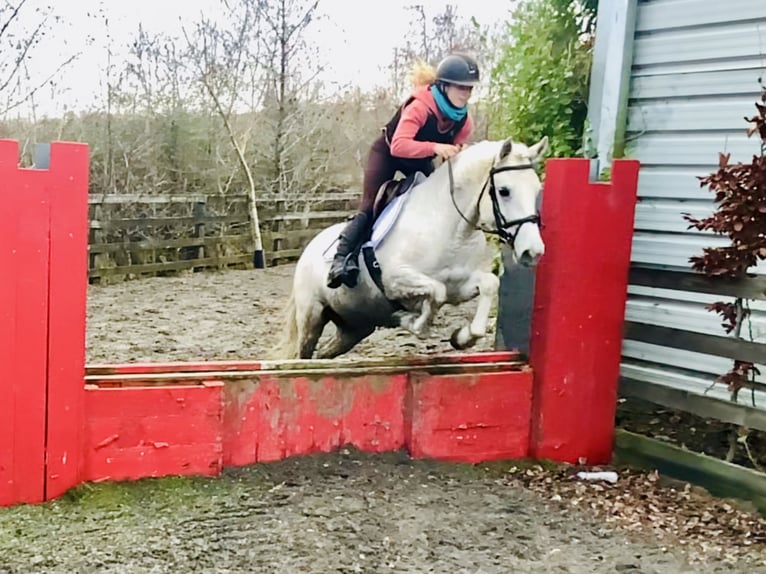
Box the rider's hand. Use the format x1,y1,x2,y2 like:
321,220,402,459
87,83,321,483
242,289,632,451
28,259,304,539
433,143,461,160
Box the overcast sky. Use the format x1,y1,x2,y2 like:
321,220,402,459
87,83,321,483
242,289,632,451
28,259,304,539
13,0,512,116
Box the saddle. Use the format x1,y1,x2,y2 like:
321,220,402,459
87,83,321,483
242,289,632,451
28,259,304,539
371,171,423,223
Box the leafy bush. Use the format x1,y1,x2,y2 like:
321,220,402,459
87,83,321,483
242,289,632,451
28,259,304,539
683,88,766,394
487,0,597,158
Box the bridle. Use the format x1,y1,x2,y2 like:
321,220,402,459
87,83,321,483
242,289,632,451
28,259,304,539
447,158,542,248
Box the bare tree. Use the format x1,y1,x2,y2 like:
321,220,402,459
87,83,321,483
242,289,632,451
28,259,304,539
0,1,79,117
182,0,268,267
408,4,431,63
387,4,487,100
257,0,321,197
386,4,500,137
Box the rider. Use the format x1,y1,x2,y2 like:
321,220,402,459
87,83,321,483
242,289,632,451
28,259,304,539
326,52,480,289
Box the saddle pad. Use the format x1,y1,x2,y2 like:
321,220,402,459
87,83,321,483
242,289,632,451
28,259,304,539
323,172,424,262
366,171,425,249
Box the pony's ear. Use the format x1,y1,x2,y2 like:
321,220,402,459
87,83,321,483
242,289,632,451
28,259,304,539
498,137,513,160
528,136,549,162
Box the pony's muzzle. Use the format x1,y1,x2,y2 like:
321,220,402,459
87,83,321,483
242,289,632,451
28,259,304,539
513,223,544,267
518,250,541,267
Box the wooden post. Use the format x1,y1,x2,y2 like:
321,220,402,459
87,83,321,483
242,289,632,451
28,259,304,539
193,201,207,262
272,198,286,266
528,158,639,465
90,206,105,284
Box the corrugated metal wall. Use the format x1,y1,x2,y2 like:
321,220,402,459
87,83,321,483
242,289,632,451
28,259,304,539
621,0,766,405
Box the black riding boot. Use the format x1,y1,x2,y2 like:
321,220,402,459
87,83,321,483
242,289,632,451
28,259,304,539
327,212,370,289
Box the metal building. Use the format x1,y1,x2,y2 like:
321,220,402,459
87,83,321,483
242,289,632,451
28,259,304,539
587,0,766,419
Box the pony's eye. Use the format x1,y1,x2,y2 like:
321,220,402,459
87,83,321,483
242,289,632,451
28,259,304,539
498,187,511,198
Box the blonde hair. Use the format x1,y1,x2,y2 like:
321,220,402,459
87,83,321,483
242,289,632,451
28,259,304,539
408,59,437,89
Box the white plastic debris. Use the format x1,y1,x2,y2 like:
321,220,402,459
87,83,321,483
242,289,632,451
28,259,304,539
575,471,618,483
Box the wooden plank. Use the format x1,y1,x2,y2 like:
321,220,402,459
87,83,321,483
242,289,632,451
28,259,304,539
89,254,253,278
83,382,224,482
630,267,766,300
614,429,766,515
408,370,533,463
270,210,351,222
269,228,323,242
88,248,306,279
45,142,90,501
84,361,527,387
624,321,766,364
90,214,247,230
267,248,303,262
247,373,408,464
89,194,208,204
86,360,263,376
89,212,351,231
88,235,247,255
85,352,520,378
0,140,49,506
271,192,358,203
87,192,358,206
620,377,766,433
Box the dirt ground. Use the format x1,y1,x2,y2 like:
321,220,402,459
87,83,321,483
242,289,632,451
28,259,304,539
84,263,495,364
1,450,764,574
2,264,756,572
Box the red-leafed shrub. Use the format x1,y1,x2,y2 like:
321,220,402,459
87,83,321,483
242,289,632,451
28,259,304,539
683,88,766,394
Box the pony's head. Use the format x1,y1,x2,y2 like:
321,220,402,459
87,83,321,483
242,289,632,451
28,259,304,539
466,136,548,266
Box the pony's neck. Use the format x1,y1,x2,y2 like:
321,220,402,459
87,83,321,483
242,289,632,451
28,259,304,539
435,143,498,233
395,141,501,242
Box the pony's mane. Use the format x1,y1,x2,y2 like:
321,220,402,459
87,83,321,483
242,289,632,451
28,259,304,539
451,139,538,179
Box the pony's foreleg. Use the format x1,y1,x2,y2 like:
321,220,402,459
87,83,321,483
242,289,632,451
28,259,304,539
385,271,447,338
450,271,500,350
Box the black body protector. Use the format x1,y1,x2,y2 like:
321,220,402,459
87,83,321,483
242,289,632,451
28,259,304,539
382,95,468,176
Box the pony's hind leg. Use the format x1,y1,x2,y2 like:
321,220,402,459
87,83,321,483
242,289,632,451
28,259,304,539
315,324,374,359
296,301,329,359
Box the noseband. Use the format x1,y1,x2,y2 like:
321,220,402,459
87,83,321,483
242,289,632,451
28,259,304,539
448,159,542,248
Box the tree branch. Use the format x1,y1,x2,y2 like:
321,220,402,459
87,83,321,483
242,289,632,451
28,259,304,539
0,0,27,40
0,51,79,115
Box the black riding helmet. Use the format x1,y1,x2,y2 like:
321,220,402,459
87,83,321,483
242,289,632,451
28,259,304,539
435,53,480,87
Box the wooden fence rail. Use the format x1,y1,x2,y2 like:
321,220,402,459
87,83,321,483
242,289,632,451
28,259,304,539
88,192,358,283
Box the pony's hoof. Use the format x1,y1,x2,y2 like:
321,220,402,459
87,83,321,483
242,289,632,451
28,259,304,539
450,327,478,350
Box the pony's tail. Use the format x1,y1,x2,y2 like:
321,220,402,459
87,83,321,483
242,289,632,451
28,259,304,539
408,59,437,89
269,287,299,360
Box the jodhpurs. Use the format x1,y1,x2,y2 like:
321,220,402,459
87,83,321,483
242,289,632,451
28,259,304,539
359,134,433,214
